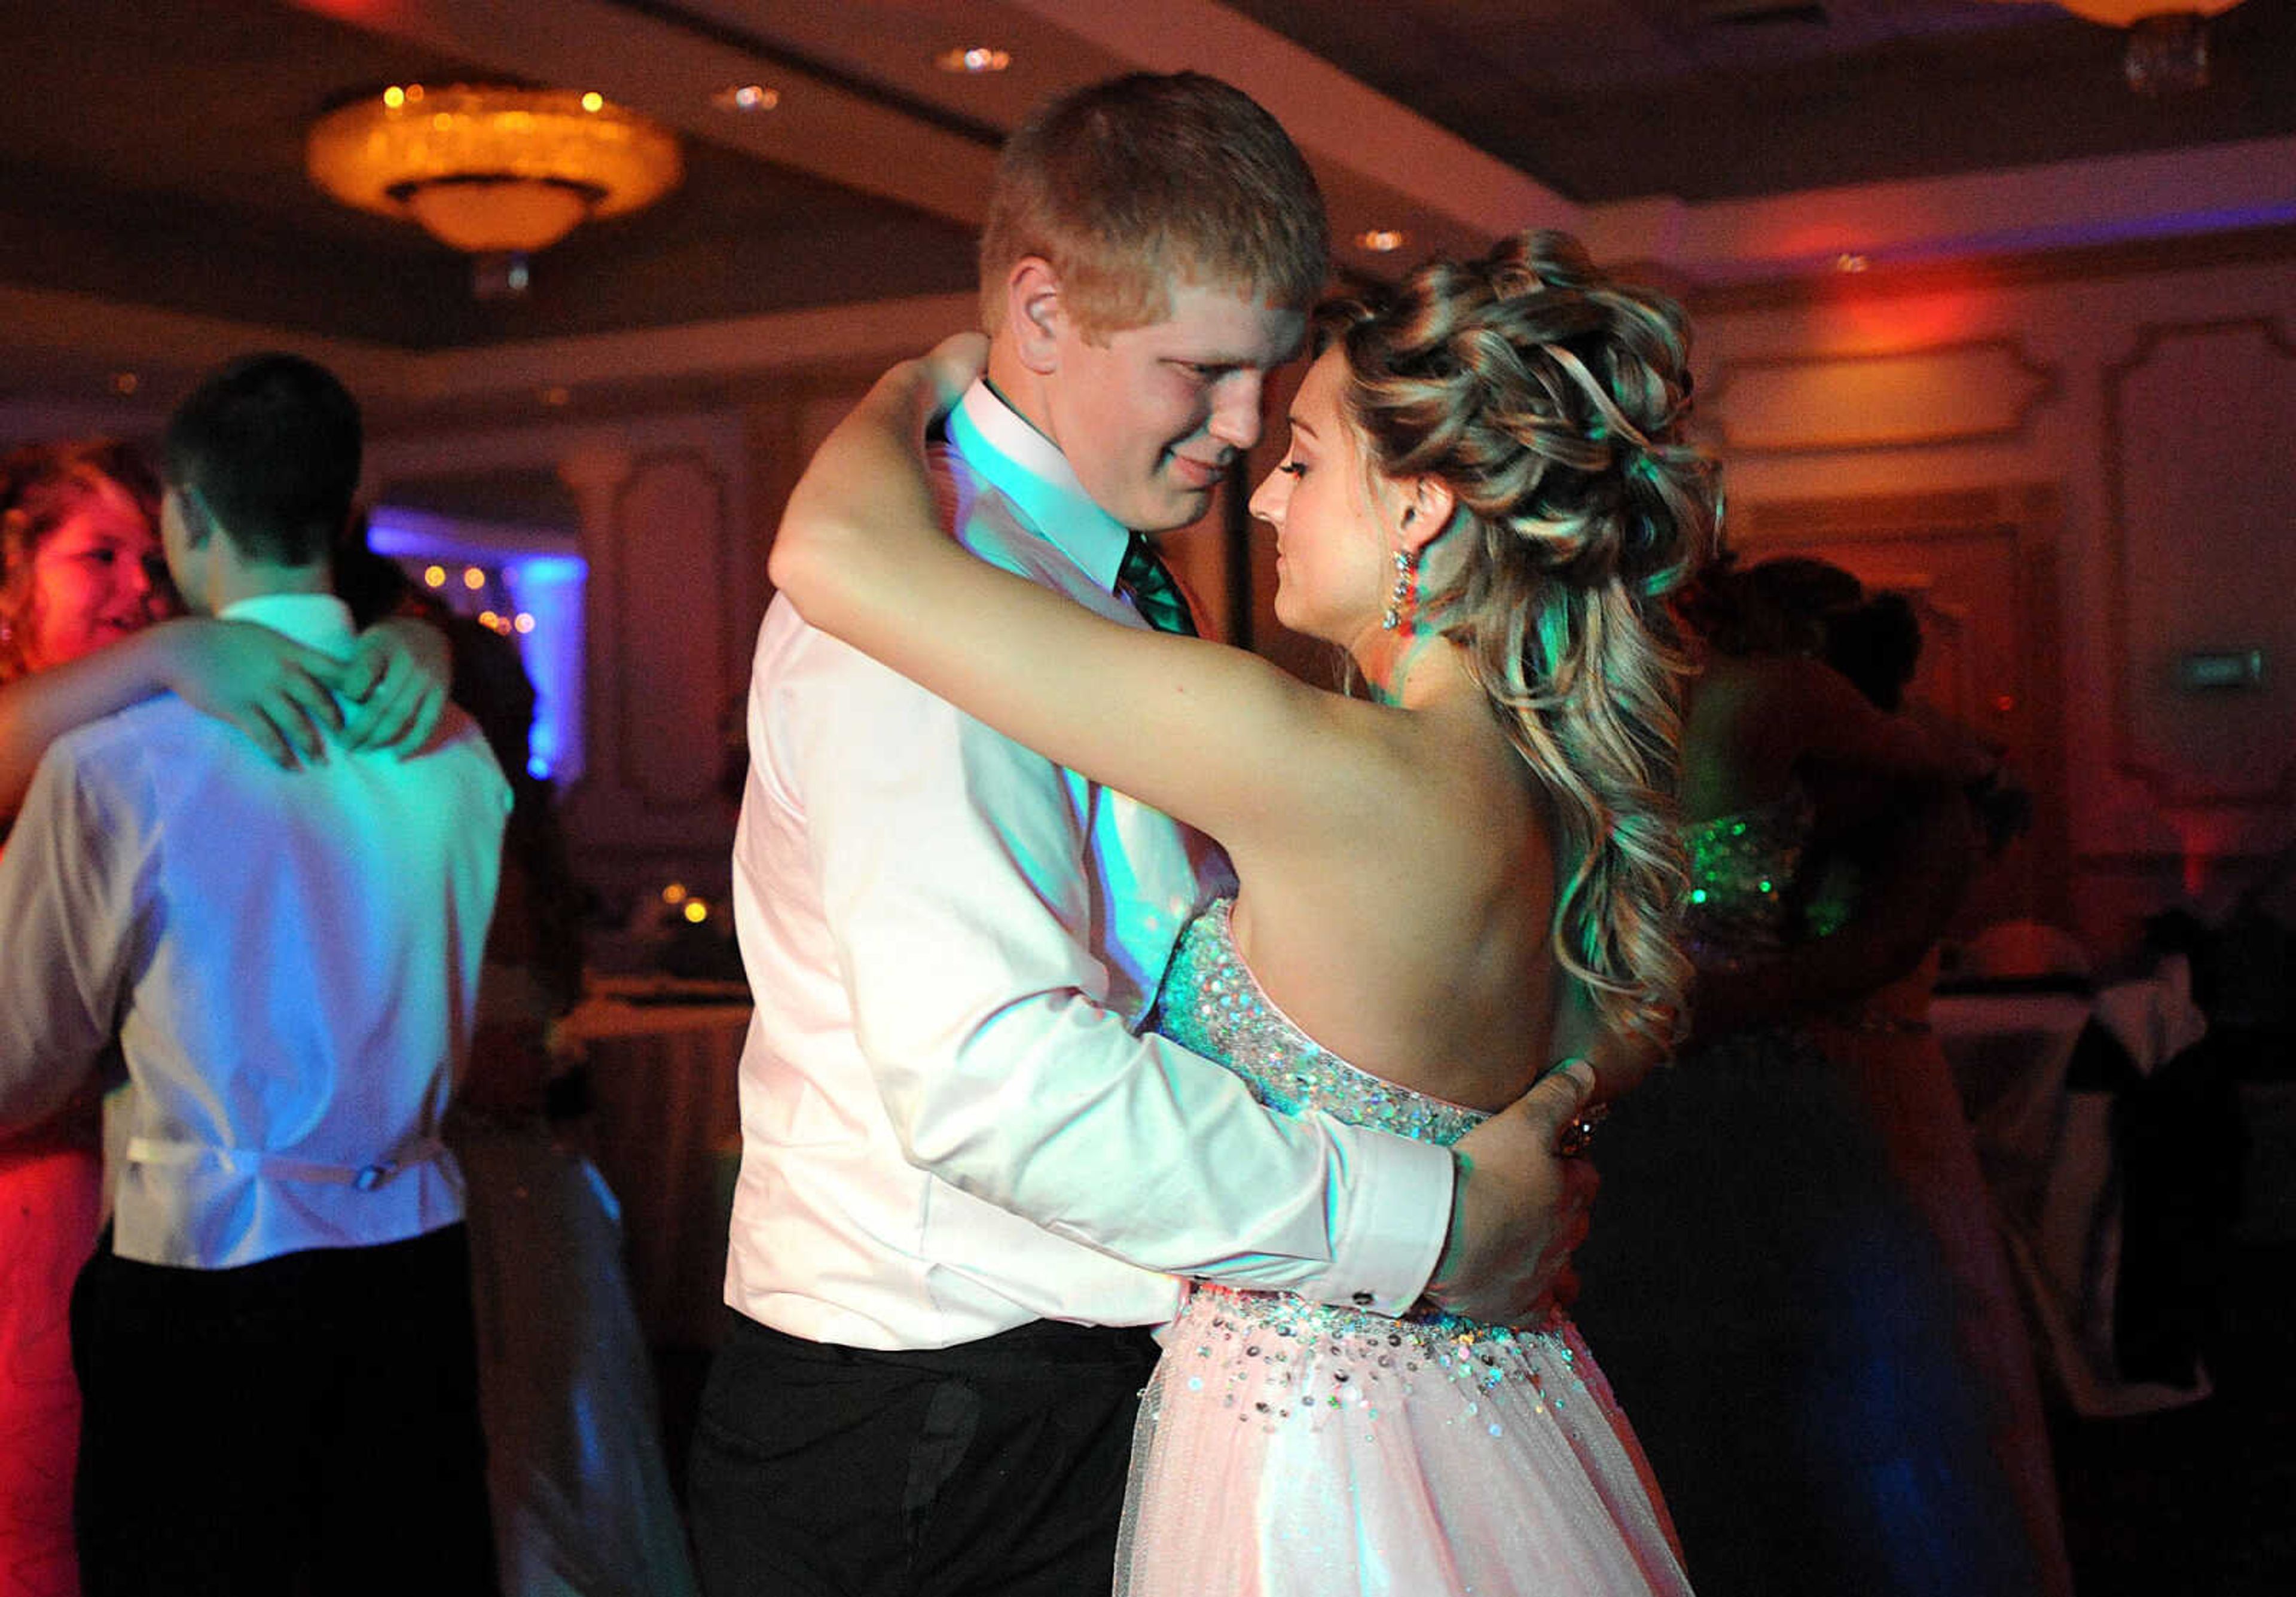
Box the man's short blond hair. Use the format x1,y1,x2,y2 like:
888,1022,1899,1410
979,72,1330,341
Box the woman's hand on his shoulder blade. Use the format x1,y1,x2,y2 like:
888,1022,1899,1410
335,615,450,756
165,616,341,769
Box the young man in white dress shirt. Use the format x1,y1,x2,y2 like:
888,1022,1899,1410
693,73,1594,1596
0,354,511,1596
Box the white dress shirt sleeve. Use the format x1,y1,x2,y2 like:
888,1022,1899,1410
775,636,1452,1314
0,742,133,1134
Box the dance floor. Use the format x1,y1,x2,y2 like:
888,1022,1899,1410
2051,1236,2296,1597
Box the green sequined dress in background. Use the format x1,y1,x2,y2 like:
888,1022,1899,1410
1572,790,2038,1597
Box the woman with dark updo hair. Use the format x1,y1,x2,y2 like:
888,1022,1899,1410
768,230,1715,1594
1571,554,2064,1597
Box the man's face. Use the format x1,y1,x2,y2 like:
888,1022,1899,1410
1042,282,1306,535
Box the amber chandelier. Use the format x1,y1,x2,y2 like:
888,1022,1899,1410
1977,0,2248,94
307,84,682,288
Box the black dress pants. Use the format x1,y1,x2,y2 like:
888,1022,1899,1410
687,1311,1161,1597
71,1223,499,1597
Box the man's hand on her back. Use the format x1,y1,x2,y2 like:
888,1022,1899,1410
1421,1067,1599,1324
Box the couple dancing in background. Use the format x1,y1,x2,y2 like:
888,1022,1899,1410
0,422,694,1592
0,435,455,1597
695,71,1709,1596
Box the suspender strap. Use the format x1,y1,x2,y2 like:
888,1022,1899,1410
126,1136,449,1192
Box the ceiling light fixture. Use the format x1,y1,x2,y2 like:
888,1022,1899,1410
306,84,683,292
1357,228,1407,254
935,46,1012,74
1977,0,2244,94
713,83,780,112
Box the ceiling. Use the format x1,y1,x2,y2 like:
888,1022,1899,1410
1,0,2290,426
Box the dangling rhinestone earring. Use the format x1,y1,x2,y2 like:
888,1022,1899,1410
1383,503,1424,631
1383,547,1419,631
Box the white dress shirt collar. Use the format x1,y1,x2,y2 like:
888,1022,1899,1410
950,380,1132,596
217,591,358,658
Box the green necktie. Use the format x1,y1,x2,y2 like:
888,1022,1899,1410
1118,533,1199,637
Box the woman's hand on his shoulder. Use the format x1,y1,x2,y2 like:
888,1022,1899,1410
772,332,985,617
162,615,343,768
333,615,451,756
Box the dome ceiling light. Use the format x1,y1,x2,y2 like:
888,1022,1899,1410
307,84,683,293
1975,0,2248,94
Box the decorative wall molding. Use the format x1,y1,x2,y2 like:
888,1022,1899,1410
608,449,737,814
2074,851,2289,871
1706,339,2057,455
2102,316,2296,807
1733,485,2060,542
1686,219,2296,317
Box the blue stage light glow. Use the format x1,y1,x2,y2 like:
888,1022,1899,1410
364,509,588,783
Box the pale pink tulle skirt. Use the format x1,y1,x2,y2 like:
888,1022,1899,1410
1118,1285,1692,1597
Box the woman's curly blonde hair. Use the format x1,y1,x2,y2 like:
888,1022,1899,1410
1328,230,1720,1045
0,438,164,686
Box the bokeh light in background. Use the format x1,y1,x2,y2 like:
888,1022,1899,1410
365,508,587,783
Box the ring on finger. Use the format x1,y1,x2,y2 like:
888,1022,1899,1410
1555,1103,1609,1159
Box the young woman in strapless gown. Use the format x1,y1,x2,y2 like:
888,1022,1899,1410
770,230,1720,1595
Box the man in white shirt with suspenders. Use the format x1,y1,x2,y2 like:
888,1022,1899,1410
0,353,509,1595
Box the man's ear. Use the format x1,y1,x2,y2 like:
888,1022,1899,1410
1005,257,1065,376
180,485,221,549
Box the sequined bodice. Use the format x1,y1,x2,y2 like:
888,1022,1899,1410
1683,786,1815,973
1153,899,1488,1150
1144,900,1580,1428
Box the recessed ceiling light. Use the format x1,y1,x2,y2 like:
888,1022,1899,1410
713,83,780,112
539,385,573,408
1834,252,1870,273
935,46,1012,74
109,371,140,396
1357,228,1407,254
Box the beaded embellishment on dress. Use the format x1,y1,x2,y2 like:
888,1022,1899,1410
1154,898,1486,1147
1683,786,1815,972
1150,899,1573,1407
1116,899,1692,1596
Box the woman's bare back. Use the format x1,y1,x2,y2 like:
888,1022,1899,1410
1220,679,1574,1113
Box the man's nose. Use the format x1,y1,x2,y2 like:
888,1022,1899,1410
1206,373,1264,454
